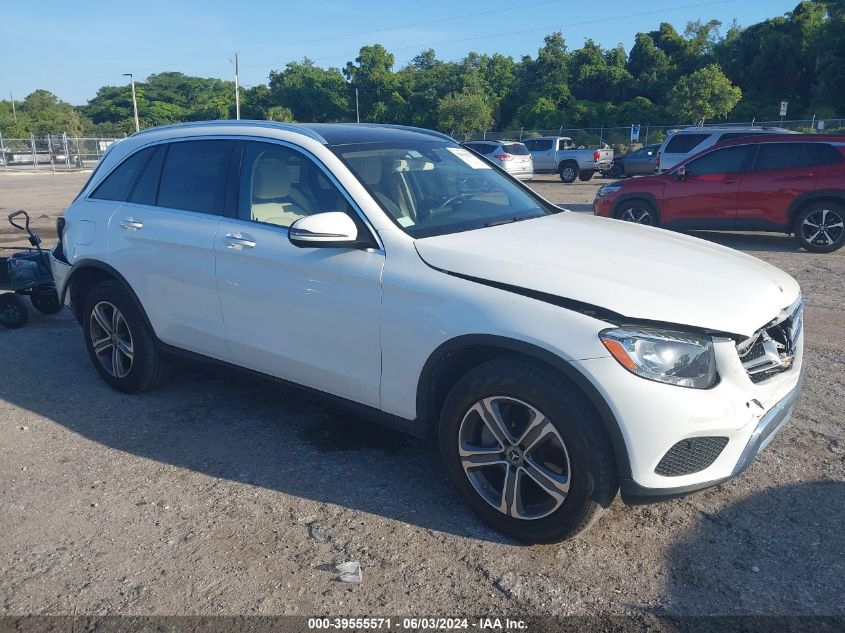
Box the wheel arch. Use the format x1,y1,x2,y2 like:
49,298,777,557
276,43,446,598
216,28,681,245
786,190,845,233
416,334,632,481
611,193,661,221
63,259,155,335
557,158,579,172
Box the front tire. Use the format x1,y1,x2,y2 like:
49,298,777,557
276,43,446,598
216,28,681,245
615,199,659,227
82,280,172,393
794,202,845,253
558,162,579,183
438,357,617,543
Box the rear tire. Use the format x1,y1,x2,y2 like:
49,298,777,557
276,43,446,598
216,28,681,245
0,294,29,329
578,170,595,182
614,199,659,227
793,202,845,253
82,280,172,393
438,357,617,543
558,162,579,183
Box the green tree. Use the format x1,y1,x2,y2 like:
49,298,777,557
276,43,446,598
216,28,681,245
668,64,742,122
436,91,493,139
268,59,349,122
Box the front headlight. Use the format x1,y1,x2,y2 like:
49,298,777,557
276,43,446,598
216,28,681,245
597,184,622,197
599,328,717,389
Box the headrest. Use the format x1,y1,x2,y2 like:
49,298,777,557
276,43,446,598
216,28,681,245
252,156,291,200
349,156,382,185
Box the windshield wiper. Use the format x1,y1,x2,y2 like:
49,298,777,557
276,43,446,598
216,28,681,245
483,215,535,228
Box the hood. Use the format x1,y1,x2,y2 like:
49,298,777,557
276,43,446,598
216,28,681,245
414,213,800,337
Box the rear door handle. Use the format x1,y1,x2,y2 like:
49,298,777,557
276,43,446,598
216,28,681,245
224,232,256,250
120,218,143,230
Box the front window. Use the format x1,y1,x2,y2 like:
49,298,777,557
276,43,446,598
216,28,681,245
334,141,557,238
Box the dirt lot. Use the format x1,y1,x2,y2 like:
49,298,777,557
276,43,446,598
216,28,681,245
1,172,843,621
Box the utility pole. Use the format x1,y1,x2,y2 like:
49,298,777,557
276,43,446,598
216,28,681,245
10,92,16,122
123,73,140,133
355,87,360,123
234,52,241,120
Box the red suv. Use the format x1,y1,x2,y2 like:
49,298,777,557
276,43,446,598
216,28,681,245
593,135,845,253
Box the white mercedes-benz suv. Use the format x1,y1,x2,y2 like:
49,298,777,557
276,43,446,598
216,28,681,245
51,121,804,542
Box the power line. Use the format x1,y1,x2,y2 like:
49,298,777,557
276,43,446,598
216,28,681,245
140,0,569,76
240,0,736,73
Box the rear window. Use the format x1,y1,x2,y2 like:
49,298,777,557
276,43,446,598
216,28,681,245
90,147,155,201
754,143,814,171
664,133,710,154
528,139,553,152
465,143,496,156
501,143,530,155
157,140,233,214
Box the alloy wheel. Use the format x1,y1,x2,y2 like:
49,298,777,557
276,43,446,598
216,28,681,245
561,167,576,181
458,396,571,520
620,207,653,225
801,208,844,248
89,301,134,378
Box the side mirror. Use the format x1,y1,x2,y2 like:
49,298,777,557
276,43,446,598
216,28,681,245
288,212,359,248
675,165,687,181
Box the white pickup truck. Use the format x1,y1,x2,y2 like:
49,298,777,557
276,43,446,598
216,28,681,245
524,136,614,183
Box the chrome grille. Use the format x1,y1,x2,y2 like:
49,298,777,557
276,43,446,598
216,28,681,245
737,299,802,383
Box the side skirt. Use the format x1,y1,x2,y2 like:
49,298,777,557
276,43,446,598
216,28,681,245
157,342,429,439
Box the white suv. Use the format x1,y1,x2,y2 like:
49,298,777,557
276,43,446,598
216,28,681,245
657,126,794,172
52,121,804,542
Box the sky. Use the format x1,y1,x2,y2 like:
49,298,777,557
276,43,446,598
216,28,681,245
3,0,799,105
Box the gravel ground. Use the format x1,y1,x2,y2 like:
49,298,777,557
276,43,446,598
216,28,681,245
1,172,843,620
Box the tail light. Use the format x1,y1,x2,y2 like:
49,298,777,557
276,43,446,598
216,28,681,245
593,151,600,161
494,154,513,161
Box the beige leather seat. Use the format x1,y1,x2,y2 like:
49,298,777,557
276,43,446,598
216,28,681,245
349,156,414,225
250,156,312,227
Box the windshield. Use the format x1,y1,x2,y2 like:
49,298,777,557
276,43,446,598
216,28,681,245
333,140,556,238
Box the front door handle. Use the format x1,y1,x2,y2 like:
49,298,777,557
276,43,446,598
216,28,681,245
120,218,143,231
224,233,256,250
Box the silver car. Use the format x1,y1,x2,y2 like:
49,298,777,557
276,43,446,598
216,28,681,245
463,140,534,181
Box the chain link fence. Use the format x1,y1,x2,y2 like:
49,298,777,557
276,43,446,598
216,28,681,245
464,118,845,151
0,134,123,173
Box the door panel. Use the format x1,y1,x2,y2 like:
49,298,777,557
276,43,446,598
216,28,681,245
661,145,754,227
215,221,384,406
108,203,227,358
737,143,817,228
214,140,384,407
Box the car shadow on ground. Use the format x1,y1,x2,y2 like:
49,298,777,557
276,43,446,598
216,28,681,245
0,315,509,543
658,481,845,617
685,230,806,254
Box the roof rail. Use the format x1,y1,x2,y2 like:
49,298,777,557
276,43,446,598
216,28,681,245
130,119,328,143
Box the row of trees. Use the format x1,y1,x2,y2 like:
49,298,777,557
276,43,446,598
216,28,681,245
1,1,843,139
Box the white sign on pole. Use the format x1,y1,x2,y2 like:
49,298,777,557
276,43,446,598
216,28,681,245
818,120,825,131
779,101,788,117
630,124,640,142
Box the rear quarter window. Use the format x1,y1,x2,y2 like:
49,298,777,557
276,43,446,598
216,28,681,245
815,143,844,165
90,147,156,202
663,133,710,154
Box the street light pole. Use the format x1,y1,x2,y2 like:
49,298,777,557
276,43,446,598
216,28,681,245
123,73,140,133
234,52,241,120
